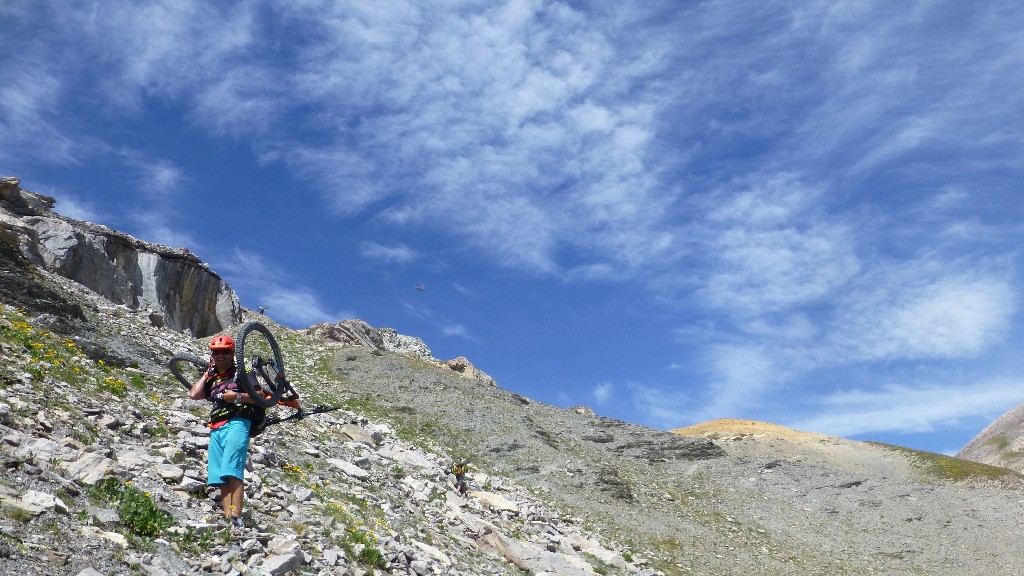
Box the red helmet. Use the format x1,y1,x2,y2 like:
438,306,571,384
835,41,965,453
209,335,235,351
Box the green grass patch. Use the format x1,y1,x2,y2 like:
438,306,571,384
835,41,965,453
69,423,98,445
0,307,141,400
0,503,34,523
868,442,1022,483
173,524,229,555
87,477,174,540
317,497,389,570
355,541,388,569
981,435,1010,450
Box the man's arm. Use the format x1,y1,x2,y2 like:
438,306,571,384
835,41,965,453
189,365,213,400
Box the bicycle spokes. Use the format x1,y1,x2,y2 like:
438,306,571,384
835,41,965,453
235,321,287,408
253,357,298,401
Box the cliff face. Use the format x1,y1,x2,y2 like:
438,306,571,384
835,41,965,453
0,177,241,336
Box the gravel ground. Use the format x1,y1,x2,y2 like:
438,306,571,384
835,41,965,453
332,348,1024,576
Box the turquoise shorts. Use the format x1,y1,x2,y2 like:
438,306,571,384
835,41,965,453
207,417,251,486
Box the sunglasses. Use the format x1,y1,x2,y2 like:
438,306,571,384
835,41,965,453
211,350,233,356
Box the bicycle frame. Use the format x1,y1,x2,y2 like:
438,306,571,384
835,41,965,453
247,352,342,428
251,356,300,405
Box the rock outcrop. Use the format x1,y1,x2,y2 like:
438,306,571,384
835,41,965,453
306,319,384,349
0,177,241,336
307,319,497,384
957,403,1024,473
306,320,435,360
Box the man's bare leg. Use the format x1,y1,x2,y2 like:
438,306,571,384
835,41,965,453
221,477,244,521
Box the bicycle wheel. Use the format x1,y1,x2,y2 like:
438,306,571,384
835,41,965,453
235,321,287,408
168,354,208,390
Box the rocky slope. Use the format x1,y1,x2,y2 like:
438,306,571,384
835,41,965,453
0,295,648,576
957,404,1024,473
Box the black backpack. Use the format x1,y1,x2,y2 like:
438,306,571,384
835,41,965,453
243,404,267,438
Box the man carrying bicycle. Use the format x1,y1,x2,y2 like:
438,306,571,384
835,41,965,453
450,460,469,496
189,335,258,530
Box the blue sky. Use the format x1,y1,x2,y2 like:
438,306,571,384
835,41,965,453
3,1,1024,455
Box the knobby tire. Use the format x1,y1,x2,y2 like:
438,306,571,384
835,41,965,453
235,321,287,408
168,354,207,390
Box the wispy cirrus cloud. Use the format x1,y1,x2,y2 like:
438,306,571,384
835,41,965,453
628,382,694,431
696,174,862,318
117,155,186,199
215,248,354,327
789,378,1024,439
359,242,417,264
0,64,76,165
829,271,1016,363
442,324,475,341
6,1,1024,287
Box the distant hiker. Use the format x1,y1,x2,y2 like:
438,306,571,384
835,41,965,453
450,460,469,496
189,334,260,530
257,305,269,314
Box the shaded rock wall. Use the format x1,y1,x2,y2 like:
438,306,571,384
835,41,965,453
0,177,241,336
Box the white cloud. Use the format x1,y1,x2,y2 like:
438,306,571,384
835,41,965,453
702,224,860,316
629,382,695,430
359,241,417,264
452,283,479,297
681,344,782,425
708,174,820,226
130,217,197,251
698,174,861,318
51,192,102,224
209,2,676,279
214,248,353,327
593,382,613,404
7,1,1024,290
259,287,352,329
790,379,1024,438
81,1,258,115
442,324,470,339
0,62,76,164
831,271,1016,362
119,155,186,199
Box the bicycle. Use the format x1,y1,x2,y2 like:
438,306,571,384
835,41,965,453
168,321,342,435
